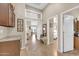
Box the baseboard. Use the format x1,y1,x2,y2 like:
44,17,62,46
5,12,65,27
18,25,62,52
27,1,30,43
57,50,62,53
57,49,63,53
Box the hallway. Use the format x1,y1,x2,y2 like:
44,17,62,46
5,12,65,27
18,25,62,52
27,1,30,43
20,34,58,56
17,3,79,56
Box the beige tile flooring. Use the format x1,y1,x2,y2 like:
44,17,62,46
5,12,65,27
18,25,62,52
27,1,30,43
20,34,79,56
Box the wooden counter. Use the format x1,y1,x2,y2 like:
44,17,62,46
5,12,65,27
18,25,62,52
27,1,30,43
0,36,21,56
74,36,79,49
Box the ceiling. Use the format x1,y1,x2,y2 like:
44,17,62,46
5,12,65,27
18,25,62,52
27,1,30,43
64,7,79,17
26,3,48,10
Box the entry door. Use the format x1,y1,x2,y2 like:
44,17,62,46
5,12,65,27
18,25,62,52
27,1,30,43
63,15,74,52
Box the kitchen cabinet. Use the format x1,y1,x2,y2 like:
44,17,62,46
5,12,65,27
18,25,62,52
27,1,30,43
74,36,79,49
76,21,79,32
74,19,79,32
0,40,20,56
0,3,15,27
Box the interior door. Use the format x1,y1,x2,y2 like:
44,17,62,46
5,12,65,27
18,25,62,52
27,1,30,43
63,15,74,52
49,18,54,44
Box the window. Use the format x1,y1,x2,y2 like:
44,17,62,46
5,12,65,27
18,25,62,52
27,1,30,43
25,9,41,19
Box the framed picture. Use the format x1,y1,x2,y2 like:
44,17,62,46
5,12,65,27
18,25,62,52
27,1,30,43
17,18,24,32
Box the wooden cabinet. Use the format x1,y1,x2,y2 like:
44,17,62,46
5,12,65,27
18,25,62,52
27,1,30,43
0,40,20,56
74,36,79,49
74,20,79,32
76,21,79,32
0,3,15,27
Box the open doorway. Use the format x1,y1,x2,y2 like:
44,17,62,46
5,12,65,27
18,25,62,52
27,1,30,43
47,15,58,45
27,20,38,41
31,25,37,43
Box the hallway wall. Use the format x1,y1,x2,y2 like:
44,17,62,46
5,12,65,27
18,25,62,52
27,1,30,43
42,3,79,24
13,3,26,49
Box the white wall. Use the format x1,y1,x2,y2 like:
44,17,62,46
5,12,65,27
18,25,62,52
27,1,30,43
43,3,79,24
57,15,64,52
14,3,26,49
43,3,79,53
0,26,9,39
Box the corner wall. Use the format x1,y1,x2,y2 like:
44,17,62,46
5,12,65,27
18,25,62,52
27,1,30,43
14,3,26,49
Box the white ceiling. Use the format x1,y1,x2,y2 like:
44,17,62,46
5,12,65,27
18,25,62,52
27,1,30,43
64,7,79,17
26,3,48,10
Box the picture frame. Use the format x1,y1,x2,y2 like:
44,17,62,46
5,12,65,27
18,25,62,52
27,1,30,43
17,18,24,32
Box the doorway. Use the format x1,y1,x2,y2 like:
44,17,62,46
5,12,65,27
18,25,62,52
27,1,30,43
31,25,37,43
47,15,58,45
63,15,74,52
61,6,79,52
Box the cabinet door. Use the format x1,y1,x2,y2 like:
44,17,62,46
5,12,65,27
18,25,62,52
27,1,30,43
0,40,20,56
0,3,9,26
74,37,79,49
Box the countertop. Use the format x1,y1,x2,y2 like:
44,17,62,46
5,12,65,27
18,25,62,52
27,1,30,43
0,35,21,42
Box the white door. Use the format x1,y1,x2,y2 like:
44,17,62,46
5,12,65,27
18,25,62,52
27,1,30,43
63,15,74,52
49,18,54,44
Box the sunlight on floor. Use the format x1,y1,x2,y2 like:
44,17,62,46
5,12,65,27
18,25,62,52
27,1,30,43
32,34,36,44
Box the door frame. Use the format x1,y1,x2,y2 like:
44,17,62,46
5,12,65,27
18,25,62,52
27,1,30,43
60,5,79,52
47,15,58,45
